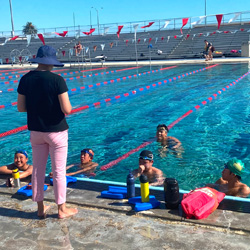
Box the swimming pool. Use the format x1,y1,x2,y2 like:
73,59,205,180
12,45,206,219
1,63,250,192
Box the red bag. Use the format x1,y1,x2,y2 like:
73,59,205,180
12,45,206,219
181,187,225,220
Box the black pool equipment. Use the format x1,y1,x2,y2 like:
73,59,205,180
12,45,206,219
126,170,135,198
164,178,179,209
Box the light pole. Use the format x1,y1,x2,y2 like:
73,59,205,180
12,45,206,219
205,0,207,26
91,7,103,35
9,0,15,37
90,9,92,29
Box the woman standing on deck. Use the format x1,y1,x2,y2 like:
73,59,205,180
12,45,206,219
17,45,78,219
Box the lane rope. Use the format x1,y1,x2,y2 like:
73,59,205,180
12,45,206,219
100,71,249,171
0,66,176,108
0,64,217,137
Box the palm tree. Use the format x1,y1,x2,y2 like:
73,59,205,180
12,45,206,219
22,22,38,36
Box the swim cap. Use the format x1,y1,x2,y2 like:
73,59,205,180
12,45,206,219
139,150,153,161
225,158,245,176
15,149,28,158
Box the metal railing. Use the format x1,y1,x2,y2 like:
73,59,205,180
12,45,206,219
0,10,250,38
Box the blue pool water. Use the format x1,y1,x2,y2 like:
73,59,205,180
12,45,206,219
1,63,250,191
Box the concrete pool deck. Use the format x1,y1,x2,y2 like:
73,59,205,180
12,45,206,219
0,177,250,249
0,56,250,69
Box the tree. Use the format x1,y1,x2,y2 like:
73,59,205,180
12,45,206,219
22,22,37,36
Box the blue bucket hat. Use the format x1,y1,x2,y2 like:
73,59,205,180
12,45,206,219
29,45,64,67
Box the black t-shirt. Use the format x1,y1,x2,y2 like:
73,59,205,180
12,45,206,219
17,70,69,132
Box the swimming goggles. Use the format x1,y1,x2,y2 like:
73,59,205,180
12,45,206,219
81,149,94,158
139,156,153,161
15,149,28,158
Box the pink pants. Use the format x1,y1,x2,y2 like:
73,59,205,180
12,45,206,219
30,130,68,205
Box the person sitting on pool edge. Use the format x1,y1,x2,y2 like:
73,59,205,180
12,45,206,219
206,158,250,198
50,148,98,177
132,150,164,186
156,124,181,149
0,150,33,187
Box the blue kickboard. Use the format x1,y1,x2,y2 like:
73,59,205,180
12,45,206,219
101,190,127,199
50,176,77,186
17,183,48,197
108,186,127,194
128,195,161,212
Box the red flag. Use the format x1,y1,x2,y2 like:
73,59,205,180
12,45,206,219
148,38,152,43
62,51,66,56
186,34,190,39
10,36,19,40
37,34,45,45
174,35,177,39
161,37,164,41
83,28,95,35
117,25,123,38
180,18,189,34
32,55,36,59
216,14,223,29
240,28,244,31
141,22,154,28
138,39,141,43
223,31,230,33
125,40,128,45
19,56,22,62
199,33,203,36
55,31,68,37
5,58,9,63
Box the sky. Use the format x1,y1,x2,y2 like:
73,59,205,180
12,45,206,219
1,0,250,32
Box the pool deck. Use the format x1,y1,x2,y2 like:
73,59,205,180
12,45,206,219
0,177,250,249
0,56,250,69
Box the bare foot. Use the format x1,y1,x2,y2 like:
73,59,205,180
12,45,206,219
58,207,78,219
38,205,51,219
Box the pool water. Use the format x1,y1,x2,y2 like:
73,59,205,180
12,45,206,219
1,63,250,191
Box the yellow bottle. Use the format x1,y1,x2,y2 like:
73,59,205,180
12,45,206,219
140,174,149,202
12,168,21,188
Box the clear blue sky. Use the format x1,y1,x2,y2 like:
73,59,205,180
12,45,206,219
1,0,250,32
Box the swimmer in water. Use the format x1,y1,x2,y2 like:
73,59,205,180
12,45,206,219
0,150,33,187
50,148,98,177
132,150,164,186
206,158,250,198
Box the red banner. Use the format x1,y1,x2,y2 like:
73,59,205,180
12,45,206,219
216,14,223,29
10,36,19,40
83,28,95,35
37,34,45,45
55,31,68,37
62,51,66,56
180,18,189,34
141,22,154,28
117,25,123,38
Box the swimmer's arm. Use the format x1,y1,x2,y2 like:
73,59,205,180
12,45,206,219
17,94,27,112
66,163,98,176
66,163,79,170
215,178,228,185
0,164,14,175
168,136,181,149
19,165,33,179
132,166,144,179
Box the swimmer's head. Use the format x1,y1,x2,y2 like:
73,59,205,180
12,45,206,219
81,148,94,158
156,124,169,141
14,149,28,168
224,158,245,177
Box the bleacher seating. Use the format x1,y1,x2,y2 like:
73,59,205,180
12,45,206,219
0,22,249,64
